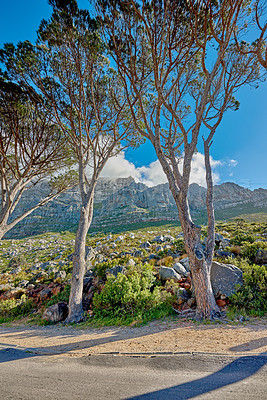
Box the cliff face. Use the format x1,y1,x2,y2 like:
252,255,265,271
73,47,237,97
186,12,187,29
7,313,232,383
5,178,267,238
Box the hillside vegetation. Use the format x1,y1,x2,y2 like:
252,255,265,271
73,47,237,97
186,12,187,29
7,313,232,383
0,217,266,326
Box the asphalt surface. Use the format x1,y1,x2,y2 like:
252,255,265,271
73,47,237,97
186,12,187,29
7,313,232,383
0,349,266,399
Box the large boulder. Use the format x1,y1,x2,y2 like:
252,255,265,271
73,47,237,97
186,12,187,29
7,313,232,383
107,265,126,278
43,301,68,323
173,262,188,277
210,261,243,297
159,266,181,282
179,257,190,272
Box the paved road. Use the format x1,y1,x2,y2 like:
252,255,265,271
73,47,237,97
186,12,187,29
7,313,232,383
0,349,266,399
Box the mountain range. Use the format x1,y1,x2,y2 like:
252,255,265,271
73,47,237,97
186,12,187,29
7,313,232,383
6,177,267,238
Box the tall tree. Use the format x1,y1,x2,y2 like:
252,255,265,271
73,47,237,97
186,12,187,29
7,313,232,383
0,77,76,240
94,0,260,319
235,0,267,69
0,0,137,322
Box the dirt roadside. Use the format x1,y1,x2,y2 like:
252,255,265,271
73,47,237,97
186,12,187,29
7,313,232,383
0,318,266,358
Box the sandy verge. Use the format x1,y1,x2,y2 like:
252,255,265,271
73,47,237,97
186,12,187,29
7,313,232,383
0,318,266,358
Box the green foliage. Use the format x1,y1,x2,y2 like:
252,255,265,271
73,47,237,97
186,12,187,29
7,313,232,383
173,239,186,254
230,232,254,246
0,294,34,323
229,259,267,316
242,242,265,262
93,263,170,320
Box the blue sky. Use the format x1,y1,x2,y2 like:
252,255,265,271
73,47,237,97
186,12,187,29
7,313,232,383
0,0,266,189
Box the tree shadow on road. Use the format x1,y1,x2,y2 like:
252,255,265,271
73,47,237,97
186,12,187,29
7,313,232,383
0,347,36,362
0,342,266,400
126,354,267,400
229,336,267,352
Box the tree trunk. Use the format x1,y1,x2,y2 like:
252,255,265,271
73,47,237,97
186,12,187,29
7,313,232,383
188,249,220,320
0,225,7,241
175,193,220,320
65,192,94,323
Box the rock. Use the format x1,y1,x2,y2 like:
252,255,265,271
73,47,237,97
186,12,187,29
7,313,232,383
156,246,163,252
148,253,160,260
163,245,171,250
115,235,125,242
255,249,267,265
219,239,231,250
0,283,13,292
179,257,190,272
215,232,225,243
10,267,22,275
177,288,190,305
153,235,164,243
85,246,97,268
140,241,151,249
32,271,48,283
54,270,67,280
210,261,243,297
126,259,136,267
163,235,175,242
215,250,235,258
216,299,227,307
173,262,188,276
47,267,58,275
16,280,29,289
39,288,52,301
133,250,143,258
43,301,68,323
107,265,126,278
176,232,184,239
159,266,181,282
95,254,105,264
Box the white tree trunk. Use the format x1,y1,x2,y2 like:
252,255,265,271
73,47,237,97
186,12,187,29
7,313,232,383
65,192,94,323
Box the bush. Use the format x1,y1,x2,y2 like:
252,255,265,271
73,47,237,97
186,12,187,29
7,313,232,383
242,241,267,262
174,239,186,254
230,232,254,246
92,263,170,320
229,259,267,316
0,294,34,322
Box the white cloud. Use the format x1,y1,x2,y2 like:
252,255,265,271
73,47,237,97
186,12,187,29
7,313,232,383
101,151,222,187
229,159,238,167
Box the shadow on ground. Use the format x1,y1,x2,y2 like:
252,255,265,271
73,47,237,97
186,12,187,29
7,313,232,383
0,347,36,362
127,354,267,400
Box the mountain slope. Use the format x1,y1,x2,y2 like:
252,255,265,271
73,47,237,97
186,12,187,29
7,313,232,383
5,178,267,238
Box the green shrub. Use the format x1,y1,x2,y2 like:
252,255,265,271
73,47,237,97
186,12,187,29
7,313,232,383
92,263,170,320
242,241,267,262
229,260,267,316
174,239,186,254
0,294,34,323
230,232,254,246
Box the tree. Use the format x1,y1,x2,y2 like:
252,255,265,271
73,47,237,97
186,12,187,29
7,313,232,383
94,0,260,319
235,0,267,69
0,0,137,322
0,77,76,240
